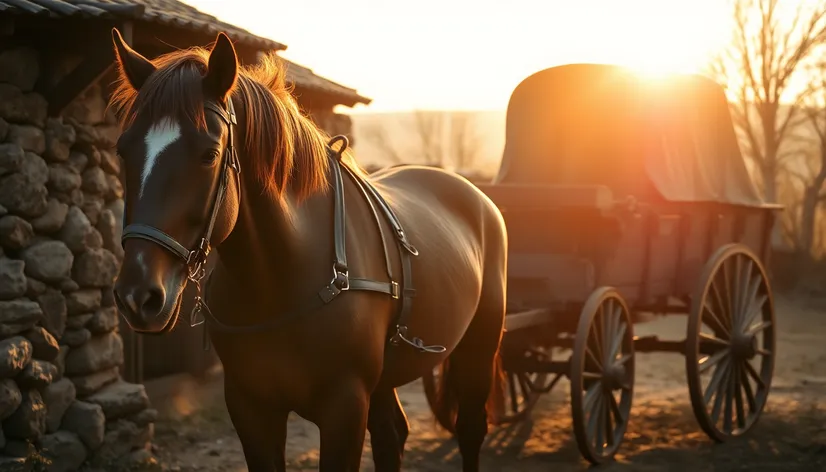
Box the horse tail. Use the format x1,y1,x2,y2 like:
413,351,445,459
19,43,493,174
432,359,458,432
486,348,506,425
432,346,506,431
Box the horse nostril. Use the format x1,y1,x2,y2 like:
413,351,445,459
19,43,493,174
138,286,165,318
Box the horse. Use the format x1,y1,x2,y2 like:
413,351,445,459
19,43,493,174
109,28,508,472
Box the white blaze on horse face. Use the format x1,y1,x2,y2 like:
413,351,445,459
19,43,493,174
140,117,181,199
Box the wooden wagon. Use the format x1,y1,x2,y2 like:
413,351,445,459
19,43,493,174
422,64,782,464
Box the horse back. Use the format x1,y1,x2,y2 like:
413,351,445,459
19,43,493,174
371,165,504,262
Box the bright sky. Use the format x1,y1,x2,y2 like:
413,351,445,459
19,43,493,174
183,0,734,112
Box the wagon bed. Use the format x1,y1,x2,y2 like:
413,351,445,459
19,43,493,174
424,64,781,464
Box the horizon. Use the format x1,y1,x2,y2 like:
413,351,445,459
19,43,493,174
182,0,739,113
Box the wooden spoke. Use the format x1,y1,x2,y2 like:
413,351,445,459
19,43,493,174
616,354,632,366
699,332,730,347
709,281,731,333
687,244,776,442
738,273,762,330
734,363,746,430
704,357,731,406
722,362,734,433
740,294,768,333
608,391,624,424
571,287,634,464
609,322,627,360
740,363,757,413
745,320,772,337
743,361,766,390
702,301,731,339
586,346,603,371
699,349,729,376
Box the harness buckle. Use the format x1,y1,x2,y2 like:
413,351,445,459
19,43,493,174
332,266,350,291
390,281,400,299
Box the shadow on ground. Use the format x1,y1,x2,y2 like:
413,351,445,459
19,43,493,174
404,399,826,472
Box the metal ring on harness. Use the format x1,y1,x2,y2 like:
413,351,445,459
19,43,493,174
328,135,349,159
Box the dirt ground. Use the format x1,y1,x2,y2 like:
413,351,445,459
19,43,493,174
146,295,826,472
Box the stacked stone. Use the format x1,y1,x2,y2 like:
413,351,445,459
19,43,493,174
0,48,155,470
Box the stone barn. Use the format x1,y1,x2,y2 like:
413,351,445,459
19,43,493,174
0,0,370,469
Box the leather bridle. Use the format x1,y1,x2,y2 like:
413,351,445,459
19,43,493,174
119,99,445,354
120,100,240,326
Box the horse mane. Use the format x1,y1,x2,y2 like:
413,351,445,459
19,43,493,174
109,44,364,202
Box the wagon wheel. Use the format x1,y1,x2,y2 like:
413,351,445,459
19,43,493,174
570,287,635,464
686,244,775,442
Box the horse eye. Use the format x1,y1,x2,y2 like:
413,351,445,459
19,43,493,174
202,149,221,163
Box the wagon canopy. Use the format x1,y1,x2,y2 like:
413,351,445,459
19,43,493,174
495,64,765,207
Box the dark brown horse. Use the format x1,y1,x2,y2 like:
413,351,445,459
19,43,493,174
109,28,507,472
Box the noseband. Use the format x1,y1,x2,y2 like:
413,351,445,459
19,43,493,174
121,100,240,311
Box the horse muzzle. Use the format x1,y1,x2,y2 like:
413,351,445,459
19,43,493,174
114,241,186,333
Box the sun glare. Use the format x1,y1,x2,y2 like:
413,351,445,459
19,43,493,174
580,0,731,79
184,0,734,111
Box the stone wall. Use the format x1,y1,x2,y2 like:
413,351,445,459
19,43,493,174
0,48,155,470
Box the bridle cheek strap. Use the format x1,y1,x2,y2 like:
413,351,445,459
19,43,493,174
121,98,239,286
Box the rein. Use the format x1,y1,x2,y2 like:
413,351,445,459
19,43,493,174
120,99,445,354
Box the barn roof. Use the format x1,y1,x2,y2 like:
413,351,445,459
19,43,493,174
0,0,372,106
0,0,285,51
283,60,372,106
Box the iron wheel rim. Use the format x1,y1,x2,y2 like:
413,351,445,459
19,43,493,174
570,287,635,464
686,244,776,442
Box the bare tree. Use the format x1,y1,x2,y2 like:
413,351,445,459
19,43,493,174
791,62,826,257
448,111,482,172
363,110,483,172
709,0,826,203
414,110,446,166
360,121,405,166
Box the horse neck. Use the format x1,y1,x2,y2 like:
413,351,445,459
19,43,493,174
215,103,335,308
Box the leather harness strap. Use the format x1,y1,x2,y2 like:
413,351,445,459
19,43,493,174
120,99,445,354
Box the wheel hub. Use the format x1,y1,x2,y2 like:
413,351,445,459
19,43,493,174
731,332,757,360
602,363,627,390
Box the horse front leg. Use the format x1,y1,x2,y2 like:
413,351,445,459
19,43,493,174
224,377,289,472
316,379,370,471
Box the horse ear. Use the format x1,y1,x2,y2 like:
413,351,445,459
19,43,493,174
111,28,156,91
203,32,238,102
